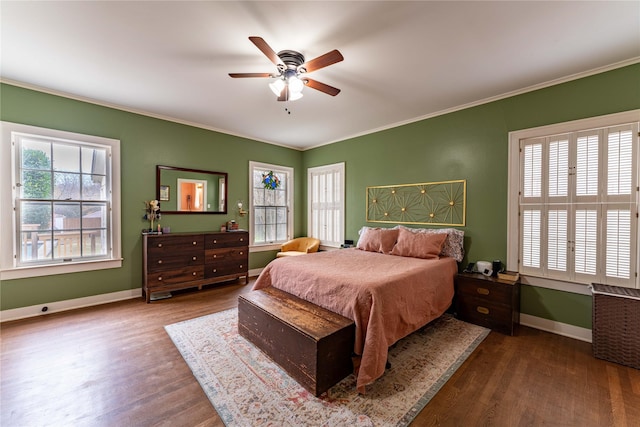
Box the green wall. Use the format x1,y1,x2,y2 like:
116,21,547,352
2,63,639,328
304,64,640,329
0,83,303,310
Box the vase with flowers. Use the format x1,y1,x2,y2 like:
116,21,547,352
144,199,161,232
261,171,281,190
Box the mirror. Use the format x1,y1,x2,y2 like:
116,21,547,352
156,165,227,214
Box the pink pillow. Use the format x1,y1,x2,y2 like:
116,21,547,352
390,228,447,259
356,228,399,254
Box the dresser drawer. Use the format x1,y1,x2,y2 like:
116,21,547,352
206,232,248,249
205,261,247,278
205,247,247,264
456,278,514,306
146,235,204,254
147,266,204,285
146,252,204,273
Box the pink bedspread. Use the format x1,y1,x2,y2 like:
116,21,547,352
252,248,457,393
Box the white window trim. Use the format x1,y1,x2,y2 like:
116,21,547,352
248,161,294,252
0,122,122,280
507,110,640,293
308,162,345,248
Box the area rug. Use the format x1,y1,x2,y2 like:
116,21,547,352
165,308,489,426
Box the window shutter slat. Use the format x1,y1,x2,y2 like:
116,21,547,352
523,143,542,198
522,210,541,268
576,134,599,196
547,210,567,271
606,209,631,279
608,129,633,196
574,209,597,276
549,139,569,197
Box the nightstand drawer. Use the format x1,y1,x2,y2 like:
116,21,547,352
456,278,513,306
457,296,514,335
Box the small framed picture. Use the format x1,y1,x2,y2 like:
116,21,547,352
159,185,170,201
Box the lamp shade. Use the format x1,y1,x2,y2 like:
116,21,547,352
288,76,304,93
269,79,285,96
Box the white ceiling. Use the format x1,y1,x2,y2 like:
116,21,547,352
2,1,639,150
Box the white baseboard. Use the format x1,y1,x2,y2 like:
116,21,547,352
520,313,592,343
1,271,265,323
1,288,141,323
249,268,263,278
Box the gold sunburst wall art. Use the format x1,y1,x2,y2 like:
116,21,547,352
366,179,466,226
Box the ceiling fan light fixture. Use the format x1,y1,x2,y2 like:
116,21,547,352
289,91,303,101
269,79,285,96
288,75,304,94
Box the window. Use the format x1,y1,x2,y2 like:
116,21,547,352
308,162,345,248
249,161,293,249
1,122,122,279
508,111,639,290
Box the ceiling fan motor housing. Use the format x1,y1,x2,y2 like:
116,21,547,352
277,50,305,71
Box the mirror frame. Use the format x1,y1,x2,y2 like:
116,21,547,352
156,165,228,214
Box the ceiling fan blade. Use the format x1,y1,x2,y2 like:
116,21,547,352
301,49,344,73
228,73,272,78
249,36,283,67
305,78,341,96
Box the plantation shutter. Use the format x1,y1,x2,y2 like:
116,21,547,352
520,140,544,276
602,125,637,287
519,122,638,288
308,163,345,248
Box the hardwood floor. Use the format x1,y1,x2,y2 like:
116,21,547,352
2,279,638,426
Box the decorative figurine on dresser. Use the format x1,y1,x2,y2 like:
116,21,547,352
455,270,521,335
142,231,249,303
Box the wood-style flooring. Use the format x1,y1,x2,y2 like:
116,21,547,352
2,279,639,426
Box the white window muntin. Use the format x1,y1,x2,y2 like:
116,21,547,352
1,121,122,280
249,161,294,250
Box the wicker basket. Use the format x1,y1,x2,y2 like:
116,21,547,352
591,283,640,369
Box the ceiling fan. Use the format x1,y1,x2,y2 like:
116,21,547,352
229,36,344,102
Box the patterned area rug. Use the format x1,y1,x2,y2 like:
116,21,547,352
165,308,489,426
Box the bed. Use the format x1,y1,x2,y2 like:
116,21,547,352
252,225,463,393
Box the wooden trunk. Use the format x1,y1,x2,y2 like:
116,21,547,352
238,287,355,396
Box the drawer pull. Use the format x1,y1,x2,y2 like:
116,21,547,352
157,260,163,264
213,269,217,273
239,251,243,255
476,287,490,295
192,272,197,276
158,276,163,281
192,241,197,245
157,243,163,248
192,256,197,261
240,238,244,241
213,255,217,258
476,306,490,315
213,240,217,244
239,265,243,269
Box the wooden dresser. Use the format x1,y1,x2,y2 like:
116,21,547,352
142,231,248,303
455,272,520,335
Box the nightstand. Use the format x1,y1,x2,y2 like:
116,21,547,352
455,272,520,335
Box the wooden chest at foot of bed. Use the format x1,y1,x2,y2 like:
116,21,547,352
238,287,355,396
